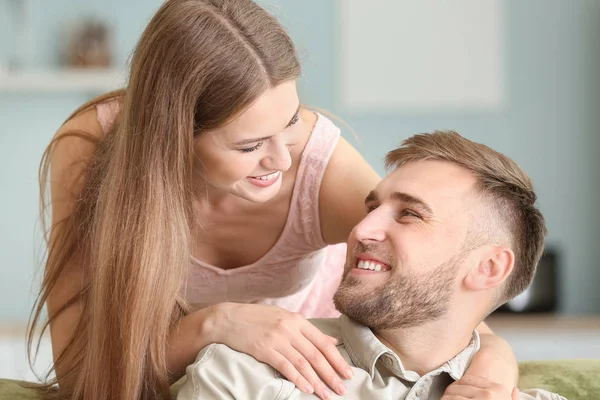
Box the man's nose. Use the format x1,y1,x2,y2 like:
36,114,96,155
352,209,387,243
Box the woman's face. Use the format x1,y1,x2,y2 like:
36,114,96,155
194,80,303,203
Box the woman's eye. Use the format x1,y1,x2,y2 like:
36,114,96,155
239,141,264,153
287,113,300,127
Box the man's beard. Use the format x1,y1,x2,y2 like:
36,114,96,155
333,243,461,330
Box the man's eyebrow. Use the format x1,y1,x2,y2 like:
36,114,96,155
390,191,434,214
365,190,379,204
232,104,301,146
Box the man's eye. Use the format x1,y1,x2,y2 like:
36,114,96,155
239,142,264,153
365,205,378,213
401,210,421,219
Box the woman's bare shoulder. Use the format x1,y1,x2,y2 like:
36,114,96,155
49,106,106,217
52,107,105,172
57,103,107,140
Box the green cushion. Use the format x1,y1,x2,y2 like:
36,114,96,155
0,380,182,400
1,359,598,399
518,359,600,399
0,380,47,400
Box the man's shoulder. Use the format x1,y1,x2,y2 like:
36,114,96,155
194,342,269,368
308,318,343,341
181,343,295,400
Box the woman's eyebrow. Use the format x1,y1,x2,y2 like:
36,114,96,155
232,104,301,145
232,135,272,146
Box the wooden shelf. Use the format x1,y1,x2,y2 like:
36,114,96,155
0,68,126,93
0,324,47,338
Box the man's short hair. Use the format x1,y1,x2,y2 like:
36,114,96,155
385,131,547,305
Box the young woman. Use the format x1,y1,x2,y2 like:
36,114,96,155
28,0,518,399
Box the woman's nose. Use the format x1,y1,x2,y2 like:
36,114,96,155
263,136,292,172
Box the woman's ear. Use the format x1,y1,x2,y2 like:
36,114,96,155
464,246,515,291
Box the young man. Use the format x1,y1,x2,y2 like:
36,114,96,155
177,131,564,400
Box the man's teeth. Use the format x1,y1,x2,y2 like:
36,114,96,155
356,260,391,272
253,171,279,181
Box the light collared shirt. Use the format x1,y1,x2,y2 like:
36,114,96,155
177,315,566,400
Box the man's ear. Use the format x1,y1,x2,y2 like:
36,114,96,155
464,246,515,291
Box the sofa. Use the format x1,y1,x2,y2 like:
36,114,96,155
1,359,598,399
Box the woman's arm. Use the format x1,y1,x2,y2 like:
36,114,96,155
466,321,519,388
442,320,519,399
166,306,216,380
172,302,353,400
319,136,381,245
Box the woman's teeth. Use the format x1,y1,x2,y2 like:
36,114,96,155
356,260,391,272
253,171,279,180
247,171,281,188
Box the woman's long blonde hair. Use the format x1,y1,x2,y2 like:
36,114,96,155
27,1,301,399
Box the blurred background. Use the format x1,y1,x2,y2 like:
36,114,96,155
1,0,599,382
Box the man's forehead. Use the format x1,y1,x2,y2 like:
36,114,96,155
374,160,478,209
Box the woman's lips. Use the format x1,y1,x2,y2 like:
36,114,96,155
246,171,281,187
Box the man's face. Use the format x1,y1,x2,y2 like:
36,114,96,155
334,160,481,329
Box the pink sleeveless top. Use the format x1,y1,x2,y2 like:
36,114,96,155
97,101,346,318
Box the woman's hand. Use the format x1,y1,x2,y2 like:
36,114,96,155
442,375,519,400
206,302,353,399
443,328,519,399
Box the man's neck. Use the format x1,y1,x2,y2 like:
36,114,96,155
373,315,475,377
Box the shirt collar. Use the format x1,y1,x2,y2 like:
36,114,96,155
339,315,480,381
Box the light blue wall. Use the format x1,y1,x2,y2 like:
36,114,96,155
0,0,165,321
271,0,600,315
1,0,599,321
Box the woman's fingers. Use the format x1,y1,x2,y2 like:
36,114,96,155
443,374,514,400
302,322,353,380
290,335,347,397
261,349,316,396
217,305,353,399
274,346,334,400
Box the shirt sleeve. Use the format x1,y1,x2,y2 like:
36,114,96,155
176,344,297,400
519,388,568,400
